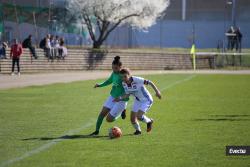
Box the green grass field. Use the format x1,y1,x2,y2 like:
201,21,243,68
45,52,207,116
0,74,250,167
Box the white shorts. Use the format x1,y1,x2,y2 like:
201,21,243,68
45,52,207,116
132,99,153,113
104,96,127,118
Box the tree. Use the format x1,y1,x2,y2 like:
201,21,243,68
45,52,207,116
67,0,169,49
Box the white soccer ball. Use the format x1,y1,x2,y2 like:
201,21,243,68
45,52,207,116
108,126,122,139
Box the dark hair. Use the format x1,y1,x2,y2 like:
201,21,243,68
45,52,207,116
60,38,64,46
112,56,122,66
120,68,130,75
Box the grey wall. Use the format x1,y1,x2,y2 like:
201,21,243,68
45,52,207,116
128,20,250,48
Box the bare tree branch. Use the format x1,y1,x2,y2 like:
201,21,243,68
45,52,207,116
101,13,139,43
82,12,96,42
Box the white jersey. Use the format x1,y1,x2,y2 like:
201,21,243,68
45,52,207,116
122,76,153,103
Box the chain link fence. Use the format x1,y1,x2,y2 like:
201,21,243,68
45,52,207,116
196,52,250,69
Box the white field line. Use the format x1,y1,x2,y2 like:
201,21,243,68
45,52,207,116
0,121,95,167
0,75,196,167
160,74,196,92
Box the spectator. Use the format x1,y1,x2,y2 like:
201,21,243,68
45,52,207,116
235,27,243,52
50,35,60,59
10,39,23,76
0,42,7,59
50,35,56,60
39,34,51,59
55,36,60,48
58,38,67,59
45,34,52,59
226,26,236,50
39,37,46,49
22,35,38,59
54,36,60,59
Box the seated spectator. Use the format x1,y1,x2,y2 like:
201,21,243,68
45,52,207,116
55,36,60,48
22,35,38,59
39,34,52,59
0,42,7,59
54,36,60,59
44,34,52,59
50,35,56,60
39,37,46,49
58,38,67,59
50,35,60,59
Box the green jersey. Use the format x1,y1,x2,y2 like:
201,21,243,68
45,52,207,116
98,72,128,101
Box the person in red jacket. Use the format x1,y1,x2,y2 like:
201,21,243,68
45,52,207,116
10,39,23,76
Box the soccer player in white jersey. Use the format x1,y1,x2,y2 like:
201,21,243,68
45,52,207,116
114,68,162,135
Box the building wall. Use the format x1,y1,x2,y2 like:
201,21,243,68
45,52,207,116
107,0,250,48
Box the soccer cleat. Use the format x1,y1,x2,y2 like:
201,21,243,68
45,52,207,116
89,130,99,136
134,130,142,135
121,109,126,120
147,119,154,132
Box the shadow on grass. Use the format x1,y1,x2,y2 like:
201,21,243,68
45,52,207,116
193,118,250,121
210,114,250,118
22,135,108,141
22,134,134,141
192,114,250,121
193,114,250,122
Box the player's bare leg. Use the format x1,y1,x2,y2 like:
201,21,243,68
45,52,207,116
90,107,110,136
106,113,116,122
137,110,153,132
130,111,141,135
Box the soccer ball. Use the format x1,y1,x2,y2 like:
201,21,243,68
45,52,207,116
108,126,122,139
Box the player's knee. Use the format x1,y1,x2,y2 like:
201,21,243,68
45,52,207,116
100,107,110,117
137,115,143,121
130,112,137,123
130,117,136,124
106,115,115,122
130,119,136,124
106,117,113,122
137,111,144,121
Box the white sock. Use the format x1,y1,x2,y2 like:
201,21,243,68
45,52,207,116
132,122,141,131
141,115,151,123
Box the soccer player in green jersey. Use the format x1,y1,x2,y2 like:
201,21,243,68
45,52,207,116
90,56,128,136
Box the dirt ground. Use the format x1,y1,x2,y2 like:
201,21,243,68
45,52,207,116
1,70,250,90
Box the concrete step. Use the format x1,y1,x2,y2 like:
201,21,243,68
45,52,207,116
0,49,212,74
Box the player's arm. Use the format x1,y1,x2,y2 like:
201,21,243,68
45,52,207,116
113,94,130,102
94,74,113,88
147,80,162,99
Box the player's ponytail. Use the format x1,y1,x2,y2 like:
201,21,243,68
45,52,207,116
112,56,122,67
